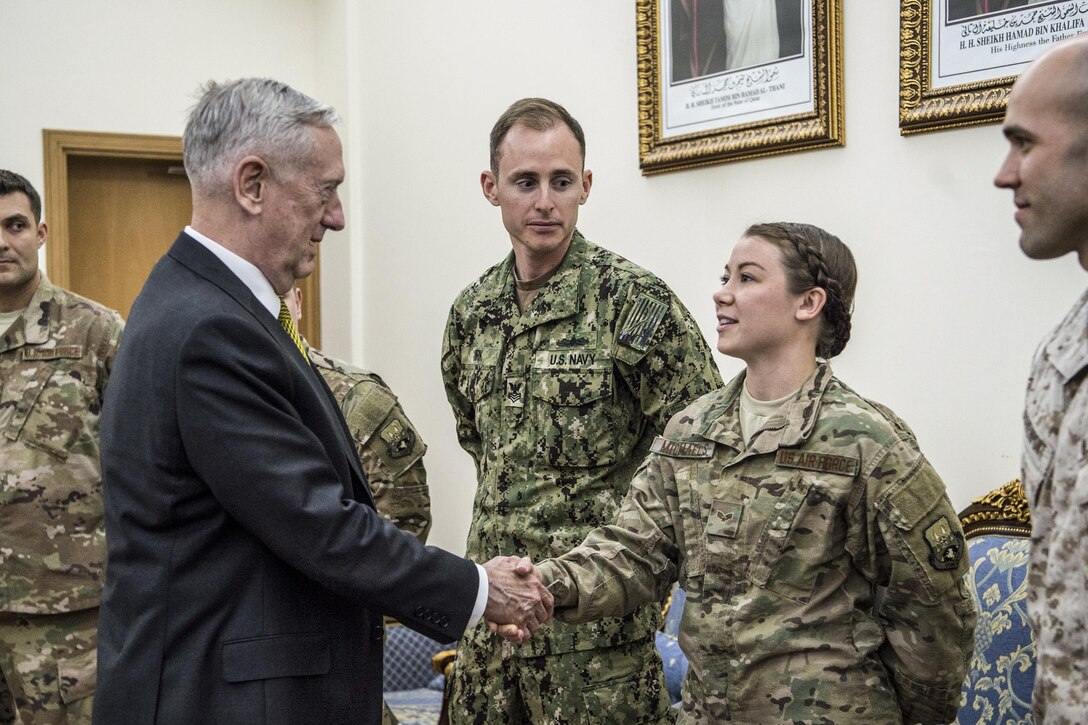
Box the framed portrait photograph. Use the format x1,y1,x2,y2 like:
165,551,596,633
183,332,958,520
900,0,1088,134
636,0,843,175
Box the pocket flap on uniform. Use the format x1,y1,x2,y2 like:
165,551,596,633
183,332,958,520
530,369,612,406
222,633,331,682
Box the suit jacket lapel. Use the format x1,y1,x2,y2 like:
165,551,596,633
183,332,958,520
167,233,373,506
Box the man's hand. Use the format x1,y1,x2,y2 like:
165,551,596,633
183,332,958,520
482,556,553,644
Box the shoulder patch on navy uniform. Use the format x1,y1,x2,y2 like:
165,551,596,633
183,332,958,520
23,345,83,360
923,516,965,571
379,418,416,458
775,449,859,477
617,293,668,352
650,436,714,458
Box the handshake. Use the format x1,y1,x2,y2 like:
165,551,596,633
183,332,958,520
481,556,552,644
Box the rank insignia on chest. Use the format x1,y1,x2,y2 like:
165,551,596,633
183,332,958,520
617,293,668,352
505,378,525,408
923,516,964,571
379,419,415,458
708,499,743,539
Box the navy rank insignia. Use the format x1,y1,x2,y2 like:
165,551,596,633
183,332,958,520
380,419,416,459
505,378,525,408
618,293,668,352
923,516,965,571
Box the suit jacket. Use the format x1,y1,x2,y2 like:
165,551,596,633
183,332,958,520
94,233,478,725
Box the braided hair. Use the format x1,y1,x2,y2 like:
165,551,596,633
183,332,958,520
744,222,857,359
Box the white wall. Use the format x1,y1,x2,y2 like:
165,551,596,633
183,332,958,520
4,1,1083,558
348,1,1086,555
1,0,345,313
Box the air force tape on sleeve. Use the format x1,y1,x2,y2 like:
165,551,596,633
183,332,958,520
651,436,714,459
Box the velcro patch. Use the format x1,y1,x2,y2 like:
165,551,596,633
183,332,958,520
617,294,668,352
924,516,964,571
775,449,859,477
650,436,714,459
23,345,83,360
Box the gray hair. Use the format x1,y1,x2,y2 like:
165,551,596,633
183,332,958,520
183,78,339,192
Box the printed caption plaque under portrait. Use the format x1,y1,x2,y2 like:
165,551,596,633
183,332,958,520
636,0,844,174
900,0,1088,134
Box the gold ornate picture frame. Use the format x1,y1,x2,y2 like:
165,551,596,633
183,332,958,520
636,0,843,175
900,0,1088,135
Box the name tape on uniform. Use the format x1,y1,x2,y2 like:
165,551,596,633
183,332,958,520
534,350,603,369
651,436,714,459
775,449,859,477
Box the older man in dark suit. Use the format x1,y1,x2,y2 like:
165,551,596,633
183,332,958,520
93,78,551,725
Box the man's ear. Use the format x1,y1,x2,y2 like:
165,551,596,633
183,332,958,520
36,221,48,249
234,156,270,215
579,168,592,205
795,287,827,322
481,170,500,206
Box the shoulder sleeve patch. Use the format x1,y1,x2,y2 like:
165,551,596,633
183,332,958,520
617,293,669,353
651,435,714,458
775,449,859,477
379,418,417,459
923,516,965,570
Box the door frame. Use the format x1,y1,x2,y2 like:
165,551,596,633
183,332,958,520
41,129,322,346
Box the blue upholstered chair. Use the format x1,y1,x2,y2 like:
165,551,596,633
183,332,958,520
955,479,1036,725
382,623,453,725
657,585,688,705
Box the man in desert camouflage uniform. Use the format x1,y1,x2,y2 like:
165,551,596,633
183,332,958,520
0,170,123,723
995,36,1088,724
536,362,976,724
283,286,431,542
441,98,721,723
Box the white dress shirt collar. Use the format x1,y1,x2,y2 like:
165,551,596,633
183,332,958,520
185,226,280,318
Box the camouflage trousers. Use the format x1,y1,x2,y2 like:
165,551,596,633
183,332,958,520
0,609,97,725
448,634,672,725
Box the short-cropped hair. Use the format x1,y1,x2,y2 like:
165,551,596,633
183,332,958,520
0,170,42,223
183,78,339,192
489,98,586,174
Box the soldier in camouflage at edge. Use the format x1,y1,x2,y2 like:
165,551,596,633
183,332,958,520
994,36,1088,725
528,223,976,724
283,286,431,542
442,98,722,724
0,170,123,723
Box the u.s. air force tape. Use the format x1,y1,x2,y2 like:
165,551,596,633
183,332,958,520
618,293,668,352
775,449,859,476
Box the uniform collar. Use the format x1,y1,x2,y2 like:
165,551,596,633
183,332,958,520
1043,286,1088,383
10,275,56,348
699,362,832,454
480,230,590,336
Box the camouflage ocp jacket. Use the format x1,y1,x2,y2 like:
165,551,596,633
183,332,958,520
0,277,123,614
539,363,977,724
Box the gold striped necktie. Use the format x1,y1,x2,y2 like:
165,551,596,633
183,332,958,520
277,299,308,360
